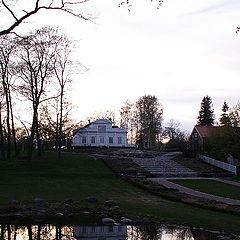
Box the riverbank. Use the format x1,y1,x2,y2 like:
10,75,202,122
0,151,240,234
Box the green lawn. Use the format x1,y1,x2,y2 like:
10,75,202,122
171,179,240,200
0,152,240,234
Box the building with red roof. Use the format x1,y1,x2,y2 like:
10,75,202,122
189,125,218,155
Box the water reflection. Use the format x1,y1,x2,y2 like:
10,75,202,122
0,224,234,240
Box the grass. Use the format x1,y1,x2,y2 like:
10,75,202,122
0,151,240,234
170,179,240,200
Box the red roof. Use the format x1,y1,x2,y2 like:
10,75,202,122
194,125,217,138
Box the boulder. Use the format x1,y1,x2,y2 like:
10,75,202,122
102,217,115,224
63,199,74,204
85,197,98,203
104,200,119,207
121,217,132,224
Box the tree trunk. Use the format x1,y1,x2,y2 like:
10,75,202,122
58,86,64,161
27,225,33,240
28,109,38,162
5,91,11,160
9,91,18,156
36,117,42,157
0,103,5,160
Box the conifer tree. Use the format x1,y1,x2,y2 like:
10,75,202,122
197,95,215,126
219,101,230,126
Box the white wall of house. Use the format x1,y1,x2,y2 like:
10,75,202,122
71,119,128,148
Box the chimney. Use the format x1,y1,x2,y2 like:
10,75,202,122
88,119,91,124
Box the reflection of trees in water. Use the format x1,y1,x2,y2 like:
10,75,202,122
164,226,193,240
0,224,219,240
128,225,161,240
128,225,194,240
0,224,75,240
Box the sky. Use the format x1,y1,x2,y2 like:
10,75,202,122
9,0,240,132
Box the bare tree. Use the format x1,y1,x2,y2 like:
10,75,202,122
0,100,5,160
39,100,78,150
53,32,73,160
135,95,163,149
0,35,18,159
120,100,135,144
0,0,91,36
15,26,60,161
118,0,164,10
164,119,181,141
90,110,117,125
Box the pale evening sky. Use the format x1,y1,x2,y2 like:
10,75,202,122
15,0,240,132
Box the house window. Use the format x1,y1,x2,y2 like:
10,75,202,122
194,133,198,139
91,136,96,144
100,137,105,144
108,226,113,232
82,136,86,144
109,137,113,144
98,125,106,133
118,137,122,144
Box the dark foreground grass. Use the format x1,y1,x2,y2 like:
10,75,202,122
171,179,240,200
0,151,240,234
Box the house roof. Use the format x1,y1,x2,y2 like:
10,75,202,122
93,119,112,124
73,119,122,135
194,125,217,138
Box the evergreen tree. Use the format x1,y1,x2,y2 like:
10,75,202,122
197,95,215,126
219,101,230,126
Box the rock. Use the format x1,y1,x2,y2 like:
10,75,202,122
9,199,20,205
63,199,74,204
85,197,98,203
55,212,64,216
218,236,231,240
33,198,46,205
102,217,115,224
121,217,132,224
14,213,23,218
64,204,71,209
104,200,118,207
7,200,20,212
108,205,121,215
82,211,91,215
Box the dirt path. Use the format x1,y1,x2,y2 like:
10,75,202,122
149,178,240,206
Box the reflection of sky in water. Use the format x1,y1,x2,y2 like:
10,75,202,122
0,224,226,240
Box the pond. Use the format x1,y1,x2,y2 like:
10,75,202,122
0,224,238,240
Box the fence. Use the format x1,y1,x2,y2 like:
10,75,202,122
197,154,237,176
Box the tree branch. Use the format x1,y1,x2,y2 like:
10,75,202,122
0,0,91,36
2,0,18,21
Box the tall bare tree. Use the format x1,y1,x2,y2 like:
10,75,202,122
135,94,163,149
15,26,60,161
0,35,18,159
53,32,73,160
120,100,135,144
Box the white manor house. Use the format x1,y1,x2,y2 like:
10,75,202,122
71,119,128,148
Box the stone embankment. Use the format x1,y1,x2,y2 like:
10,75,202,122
132,152,198,178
